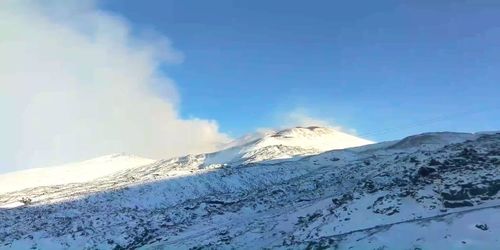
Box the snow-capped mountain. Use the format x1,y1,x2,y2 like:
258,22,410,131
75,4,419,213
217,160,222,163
0,127,370,197
0,128,499,249
205,126,373,165
0,154,154,195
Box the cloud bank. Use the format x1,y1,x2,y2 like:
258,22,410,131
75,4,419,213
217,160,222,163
0,1,230,172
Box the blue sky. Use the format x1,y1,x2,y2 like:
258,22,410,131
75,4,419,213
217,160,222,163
101,0,500,141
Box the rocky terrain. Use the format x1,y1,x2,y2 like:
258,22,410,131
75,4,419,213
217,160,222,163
0,127,499,249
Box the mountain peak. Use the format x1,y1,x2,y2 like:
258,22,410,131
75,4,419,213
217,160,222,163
2,131,499,249
205,126,373,165
255,126,373,151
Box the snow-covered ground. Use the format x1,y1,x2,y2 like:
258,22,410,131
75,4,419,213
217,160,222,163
0,127,498,249
0,127,370,197
205,126,373,165
0,154,154,195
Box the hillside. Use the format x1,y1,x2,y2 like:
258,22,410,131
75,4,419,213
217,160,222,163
0,154,155,196
0,128,499,249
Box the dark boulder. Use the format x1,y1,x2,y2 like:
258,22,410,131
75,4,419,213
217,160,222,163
443,200,473,208
475,224,489,231
429,159,442,166
417,166,436,177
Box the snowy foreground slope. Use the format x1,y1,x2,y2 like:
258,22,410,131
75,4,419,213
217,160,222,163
0,127,499,249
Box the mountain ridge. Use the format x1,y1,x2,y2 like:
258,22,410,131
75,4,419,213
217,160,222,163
0,128,499,249
0,126,371,195
0,153,154,195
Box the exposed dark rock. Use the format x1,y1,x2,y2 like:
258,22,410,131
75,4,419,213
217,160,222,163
429,159,442,166
332,193,353,207
441,190,470,201
409,157,420,164
475,224,489,231
417,166,436,177
458,148,486,162
363,180,377,193
443,200,474,208
19,197,32,205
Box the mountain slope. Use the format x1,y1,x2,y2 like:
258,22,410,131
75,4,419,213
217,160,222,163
0,127,370,197
205,126,373,165
0,129,499,249
0,154,154,195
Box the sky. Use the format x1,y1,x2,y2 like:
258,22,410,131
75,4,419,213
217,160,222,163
99,0,500,137
1,0,500,172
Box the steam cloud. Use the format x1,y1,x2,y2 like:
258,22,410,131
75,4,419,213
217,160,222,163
283,108,360,135
0,1,230,172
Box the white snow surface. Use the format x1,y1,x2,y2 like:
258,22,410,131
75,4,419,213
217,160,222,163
0,127,369,195
0,153,154,195
205,126,373,164
240,126,373,151
0,128,499,249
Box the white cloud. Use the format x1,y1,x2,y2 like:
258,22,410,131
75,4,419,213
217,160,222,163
285,110,335,128
0,0,230,172
282,108,359,135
